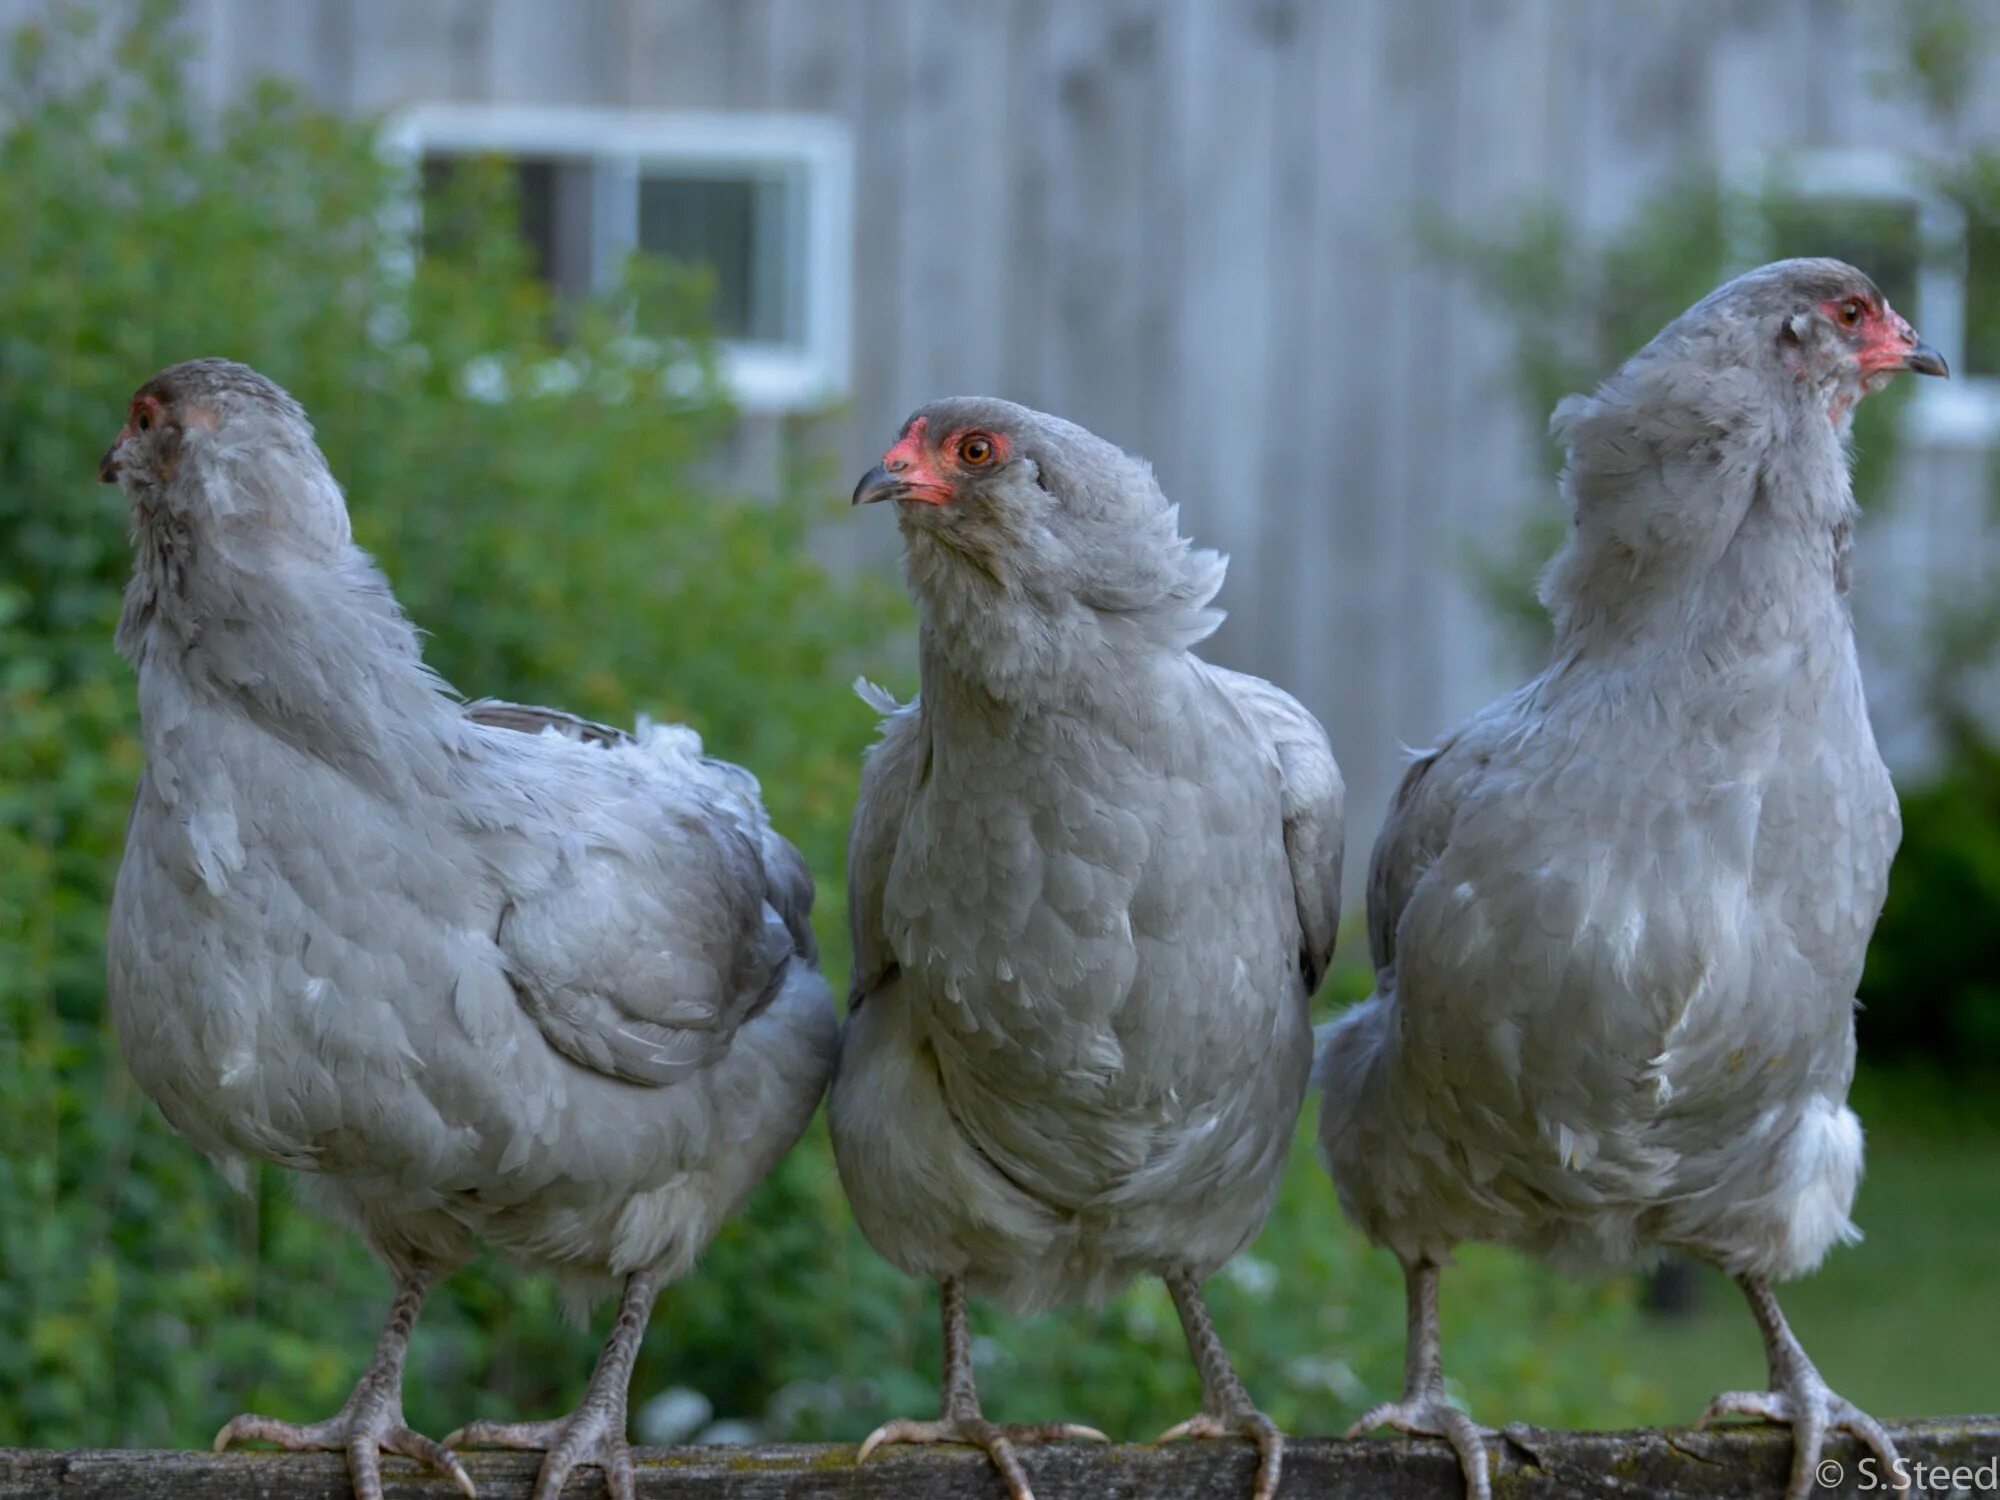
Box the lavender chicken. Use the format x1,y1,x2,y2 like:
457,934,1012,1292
102,359,836,1500
833,399,1343,1500
1319,261,1945,1500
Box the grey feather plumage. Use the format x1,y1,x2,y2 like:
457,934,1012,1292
836,398,1341,1310
833,398,1341,1500
1316,262,1935,1500
102,359,835,1498
1319,260,1897,1278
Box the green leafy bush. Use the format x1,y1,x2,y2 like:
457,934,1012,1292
1863,732,2000,1059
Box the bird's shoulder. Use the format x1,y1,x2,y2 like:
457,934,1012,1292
464,700,800,1087
1365,685,1544,979
1199,663,1342,809
1199,663,1346,989
849,682,927,851
846,683,927,1007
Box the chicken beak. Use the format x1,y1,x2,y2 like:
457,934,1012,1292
851,464,905,507
99,424,132,484
1902,340,1949,378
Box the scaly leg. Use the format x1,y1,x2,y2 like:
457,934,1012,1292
1155,1266,1287,1500
1345,1256,1491,1500
1696,1272,1907,1500
855,1275,1107,1500
448,1263,663,1500
214,1262,472,1500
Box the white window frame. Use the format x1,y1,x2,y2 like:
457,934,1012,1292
383,104,854,413
1724,148,2000,448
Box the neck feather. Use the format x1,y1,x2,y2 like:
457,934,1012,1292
121,519,462,787
904,529,1226,705
1542,378,1855,663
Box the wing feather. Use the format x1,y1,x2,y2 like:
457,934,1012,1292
1208,667,1345,990
469,700,810,1086
846,684,926,1011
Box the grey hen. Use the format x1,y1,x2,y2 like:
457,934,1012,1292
833,400,1343,1500
101,359,836,1500
1318,261,1945,1500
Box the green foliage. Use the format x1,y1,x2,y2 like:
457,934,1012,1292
1876,0,1988,124
1863,736,2000,1059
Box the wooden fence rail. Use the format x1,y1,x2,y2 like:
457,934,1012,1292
4,1420,1997,1498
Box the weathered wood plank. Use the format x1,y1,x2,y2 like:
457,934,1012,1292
1246,0,1318,689
1305,0,1396,867
4,1423,1996,1499
338,0,485,112
893,0,1013,405
1038,1,1161,459
1346,0,1455,832
482,0,622,107
1163,0,1281,679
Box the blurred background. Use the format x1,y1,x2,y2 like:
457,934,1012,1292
2,0,1996,1455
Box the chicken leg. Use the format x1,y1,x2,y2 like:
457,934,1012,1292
448,1263,663,1500
855,1275,1107,1500
1696,1272,1908,1500
1345,1257,1491,1500
213,1262,472,1500
1155,1266,1287,1500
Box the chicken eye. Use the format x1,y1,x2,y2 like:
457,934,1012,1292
1839,299,1865,327
960,434,995,466
135,409,152,432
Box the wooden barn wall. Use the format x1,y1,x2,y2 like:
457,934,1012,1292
13,0,2000,883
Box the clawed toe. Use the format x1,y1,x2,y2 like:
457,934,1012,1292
855,1416,942,1464
445,1418,565,1451
856,1413,1104,1500
857,1416,1106,1460
1343,1400,1406,1439
450,1410,632,1500
1696,1390,1788,1428
215,1409,474,1500
1156,1407,1286,1500
214,1412,334,1453
996,1419,1110,1448
376,1427,476,1498
1347,1395,1492,1500
1696,1379,1908,1500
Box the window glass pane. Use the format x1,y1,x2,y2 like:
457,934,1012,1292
637,169,799,346
421,153,562,286
1762,195,1922,315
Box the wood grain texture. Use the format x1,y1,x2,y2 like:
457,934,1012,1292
4,1422,1997,1499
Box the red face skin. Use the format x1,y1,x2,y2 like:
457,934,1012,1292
98,391,172,484
1818,293,1923,377
878,416,1011,506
